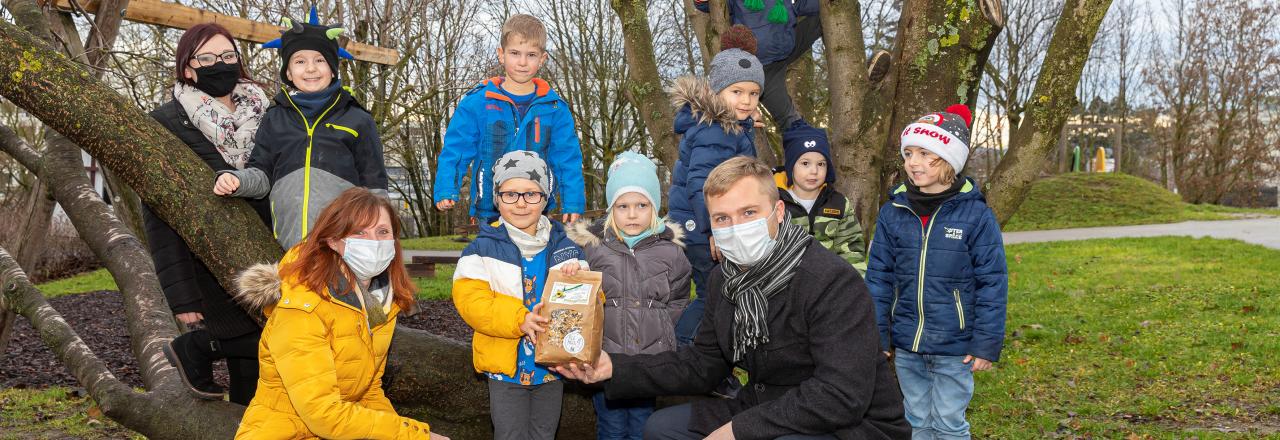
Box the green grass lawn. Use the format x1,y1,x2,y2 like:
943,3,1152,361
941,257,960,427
0,387,143,439
400,235,472,251
974,237,1280,438
19,237,1280,437
413,265,455,301
34,269,116,297
1003,173,1278,231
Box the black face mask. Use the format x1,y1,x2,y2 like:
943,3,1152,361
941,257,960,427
192,62,241,97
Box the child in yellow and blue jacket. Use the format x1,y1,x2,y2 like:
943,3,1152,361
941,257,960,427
452,151,586,440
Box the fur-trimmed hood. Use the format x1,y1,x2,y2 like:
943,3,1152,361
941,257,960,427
235,263,283,312
670,76,745,136
566,217,685,249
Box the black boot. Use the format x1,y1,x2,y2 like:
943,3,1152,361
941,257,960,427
163,329,226,400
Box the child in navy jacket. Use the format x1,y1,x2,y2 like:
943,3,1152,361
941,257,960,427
866,104,1008,439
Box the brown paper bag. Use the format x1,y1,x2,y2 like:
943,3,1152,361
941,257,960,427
534,269,604,366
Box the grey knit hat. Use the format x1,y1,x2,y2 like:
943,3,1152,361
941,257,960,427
492,151,553,206
709,48,765,94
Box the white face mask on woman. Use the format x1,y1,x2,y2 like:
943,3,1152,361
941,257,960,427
711,208,779,267
342,238,396,280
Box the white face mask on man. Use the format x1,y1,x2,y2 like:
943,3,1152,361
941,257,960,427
342,238,396,280
711,207,779,266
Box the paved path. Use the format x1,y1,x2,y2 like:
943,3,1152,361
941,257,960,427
1002,217,1280,250
403,249,463,259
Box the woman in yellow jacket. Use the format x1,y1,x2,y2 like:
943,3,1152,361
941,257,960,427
232,188,446,439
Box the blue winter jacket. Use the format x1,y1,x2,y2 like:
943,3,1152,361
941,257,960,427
434,77,586,220
666,76,756,246
695,0,820,64
865,178,1008,361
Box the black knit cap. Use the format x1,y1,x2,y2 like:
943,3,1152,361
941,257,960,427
278,21,341,88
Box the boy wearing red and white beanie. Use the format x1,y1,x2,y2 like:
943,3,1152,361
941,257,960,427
867,104,1010,439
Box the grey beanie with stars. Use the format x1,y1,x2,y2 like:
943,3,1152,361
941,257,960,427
492,150,553,207
709,48,765,94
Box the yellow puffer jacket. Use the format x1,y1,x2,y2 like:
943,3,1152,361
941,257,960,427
232,252,431,439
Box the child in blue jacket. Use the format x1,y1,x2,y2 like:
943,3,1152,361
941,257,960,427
866,104,1008,439
668,30,765,346
433,14,585,224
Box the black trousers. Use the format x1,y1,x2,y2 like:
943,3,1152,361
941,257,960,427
643,403,837,440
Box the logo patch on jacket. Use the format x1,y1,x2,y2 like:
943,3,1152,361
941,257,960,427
823,208,842,216
685,219,696,231
945,227,964,240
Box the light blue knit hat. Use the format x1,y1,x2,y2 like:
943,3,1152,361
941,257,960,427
605,152,661,209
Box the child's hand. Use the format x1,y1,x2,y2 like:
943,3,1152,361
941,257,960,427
562,213,581,224
883,351,892,359
520,303,548,343
751,108,764,128
435,199,455,211
709,236,722,262
963,355,993,372
559,261,581,277
213,173,240,195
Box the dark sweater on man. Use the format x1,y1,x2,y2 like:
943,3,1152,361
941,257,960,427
605,241,911,440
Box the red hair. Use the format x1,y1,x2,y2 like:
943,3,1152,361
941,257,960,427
174,23,253,87
279,188,416,312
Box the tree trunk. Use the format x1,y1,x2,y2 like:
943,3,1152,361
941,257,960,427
0,124,55,355
817,0,884,233
0,245,246,440
611,0,679,173
0,18,284,289
985,0,1112,224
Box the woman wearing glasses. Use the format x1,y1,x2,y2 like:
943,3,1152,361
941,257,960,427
147,23,271,404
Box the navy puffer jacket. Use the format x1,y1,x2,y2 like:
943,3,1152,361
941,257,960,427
865,178,1008,361
666,76,756,245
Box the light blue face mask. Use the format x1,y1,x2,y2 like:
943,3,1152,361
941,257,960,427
342,238,396,280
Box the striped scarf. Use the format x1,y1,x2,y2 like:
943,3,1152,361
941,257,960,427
720,218,810,362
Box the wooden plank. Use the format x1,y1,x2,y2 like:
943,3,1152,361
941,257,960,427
412,254,458,264
404,262,435,278
53,0,400,65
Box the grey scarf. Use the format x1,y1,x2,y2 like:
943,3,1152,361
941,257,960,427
720,219,811,363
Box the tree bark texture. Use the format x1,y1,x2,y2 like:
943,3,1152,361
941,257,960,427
0,18,284,292
611,0,680,174
985,0,1112,224
0,123,55,355
0,245,246,439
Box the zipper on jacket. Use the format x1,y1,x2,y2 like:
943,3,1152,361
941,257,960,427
282,88,343,239
892,202,941,352
953,288,965,330
534,117,541,144
270,201,278,239
891,285,900,318
325,123,359,138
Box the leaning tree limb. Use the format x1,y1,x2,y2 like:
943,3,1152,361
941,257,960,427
985,0,1112,224
0,123,55,355
611,0,679,172
0,17,282,292
0,16,597,439
0,245,245,439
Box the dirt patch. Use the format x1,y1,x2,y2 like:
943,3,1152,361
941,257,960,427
2,291,470,390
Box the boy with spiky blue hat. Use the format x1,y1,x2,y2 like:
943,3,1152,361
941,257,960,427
214,6,388,250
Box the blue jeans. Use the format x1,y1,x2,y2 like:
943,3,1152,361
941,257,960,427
894,349,974,440
592,392,654,440
675,243,714,347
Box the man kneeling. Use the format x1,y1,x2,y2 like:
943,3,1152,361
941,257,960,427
556,157,910,439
